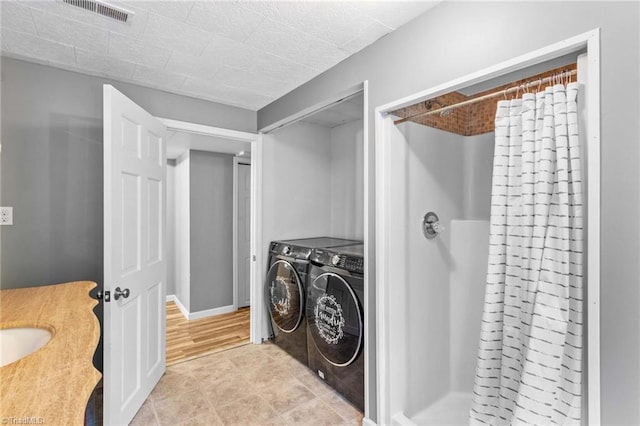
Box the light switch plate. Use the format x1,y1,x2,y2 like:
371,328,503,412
0,207,13,225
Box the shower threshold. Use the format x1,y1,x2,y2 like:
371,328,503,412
400,392,473,426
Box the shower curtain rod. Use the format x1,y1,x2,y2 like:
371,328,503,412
393,69,578,125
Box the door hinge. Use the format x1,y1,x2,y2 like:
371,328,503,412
97,290,111,302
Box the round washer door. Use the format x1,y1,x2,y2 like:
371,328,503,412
307,272,363,367
265,260,304,333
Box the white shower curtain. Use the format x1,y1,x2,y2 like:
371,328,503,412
470,82,583,425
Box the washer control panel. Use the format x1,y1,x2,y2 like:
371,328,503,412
311,249,364,274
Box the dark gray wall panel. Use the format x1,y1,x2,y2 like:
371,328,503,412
0,57,255,290
189,150,233,312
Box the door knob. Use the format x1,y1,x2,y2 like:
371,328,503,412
114,287,130,301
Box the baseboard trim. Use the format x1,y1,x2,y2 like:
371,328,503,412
166,294,190,320
363,416,377,426
188,304,235,320
166,294,235,321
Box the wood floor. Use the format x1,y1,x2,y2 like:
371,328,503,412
166,301,250,365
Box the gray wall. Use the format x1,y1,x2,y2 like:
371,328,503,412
330,119,364,240
257,2,640,424
0,57,256,290
262,121,333,254
0,58,256,372
189,150,234,313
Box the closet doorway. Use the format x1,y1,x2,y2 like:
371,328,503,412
161,118,261,364
375,29,601,425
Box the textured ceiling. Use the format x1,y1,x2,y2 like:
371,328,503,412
0,1,438,110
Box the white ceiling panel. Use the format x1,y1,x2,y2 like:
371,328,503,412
31,7,108,53
181,76,275,110
292,2,377,47
0,1,439,110
164,49,222,81
244,18,349,70
187,2,265,42
181,76,235,99
140,12,212,55
238,1,317,27
134,0,193,22
213,66,293,98
247,52,318,85
2,27,76,66
350,1,440,30
200,35,261,70
108,32,171,69
0,1,36,35
75,48,135,80
132,66,187,90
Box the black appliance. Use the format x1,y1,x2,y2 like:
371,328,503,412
265,237,361,366
306,243,365,411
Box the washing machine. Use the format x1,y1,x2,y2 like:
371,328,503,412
306,243,365,411
265,237,362,366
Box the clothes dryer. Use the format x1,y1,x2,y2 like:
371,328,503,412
306,244,365,411
265,237,361,366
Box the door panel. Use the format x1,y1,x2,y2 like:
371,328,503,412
147,177,162,263
104,85,166,425
121,173,140,275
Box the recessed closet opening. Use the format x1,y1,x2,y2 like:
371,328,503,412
375,31,600,426
261,90,365,243
166,129,253,364
258,84,371,415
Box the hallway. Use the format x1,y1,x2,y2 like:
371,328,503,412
166,301,250,365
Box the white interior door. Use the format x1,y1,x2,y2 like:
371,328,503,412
103,85,167,425
237,162,251,308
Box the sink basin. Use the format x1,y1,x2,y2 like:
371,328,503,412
0,327,52,367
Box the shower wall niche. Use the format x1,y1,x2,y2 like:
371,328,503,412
385,120,494,424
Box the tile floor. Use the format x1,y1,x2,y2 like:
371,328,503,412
130,342,364,426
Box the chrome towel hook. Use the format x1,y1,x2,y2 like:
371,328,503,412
422,211,444,240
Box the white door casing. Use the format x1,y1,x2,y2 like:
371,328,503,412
374,30,601,425
104,85,167,425
158,118,263,343
237,162,251,308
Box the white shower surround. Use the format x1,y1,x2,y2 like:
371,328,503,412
374,30,601,425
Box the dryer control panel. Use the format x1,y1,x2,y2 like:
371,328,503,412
270,241,312,259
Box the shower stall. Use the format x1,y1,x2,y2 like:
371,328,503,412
381,121,495,425
374,31,600,426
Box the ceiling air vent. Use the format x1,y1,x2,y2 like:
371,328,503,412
62,0,134,23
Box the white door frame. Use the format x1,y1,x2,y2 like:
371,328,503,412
157,118,264,344
233,156,251,310
374,29,601,425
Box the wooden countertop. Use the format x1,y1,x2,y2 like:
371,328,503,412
0,281,102,425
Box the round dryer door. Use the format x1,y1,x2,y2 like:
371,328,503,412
307,272,363,367
266,260,304,333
